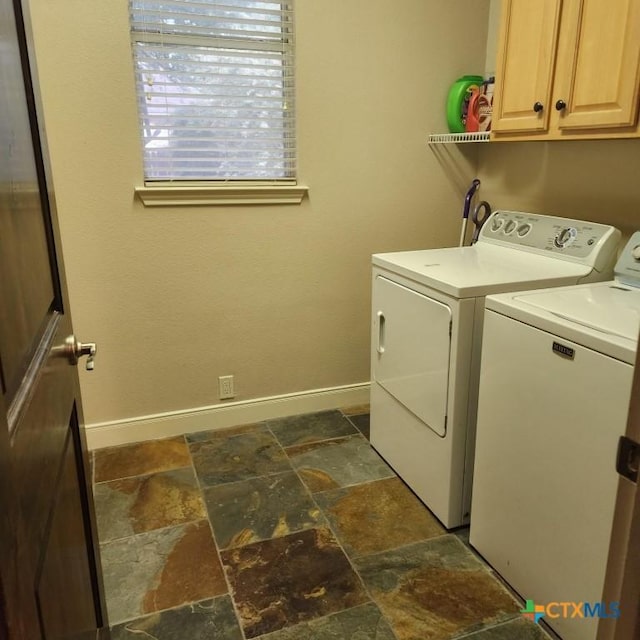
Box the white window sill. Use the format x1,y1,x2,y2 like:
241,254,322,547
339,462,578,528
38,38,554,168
135,183,309,207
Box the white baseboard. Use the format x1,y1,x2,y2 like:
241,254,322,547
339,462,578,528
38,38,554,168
85,382,371,450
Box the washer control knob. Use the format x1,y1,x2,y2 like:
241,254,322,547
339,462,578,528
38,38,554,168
632,245,640,261
517,223,532,238
491,217,504,232
554,227,577,248
503,220,517,235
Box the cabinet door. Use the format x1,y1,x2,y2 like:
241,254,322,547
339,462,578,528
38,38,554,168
492,0,563,133
553,0,640,130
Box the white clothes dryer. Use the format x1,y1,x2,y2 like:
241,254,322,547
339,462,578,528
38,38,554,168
470,232,640,640
370,211,620,529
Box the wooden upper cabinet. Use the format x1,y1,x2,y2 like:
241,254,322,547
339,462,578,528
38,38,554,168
492,0,640,140
492,0,562,134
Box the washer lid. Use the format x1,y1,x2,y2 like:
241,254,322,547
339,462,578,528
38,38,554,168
486,282,640,363
514,284,640,342
372,244,593,298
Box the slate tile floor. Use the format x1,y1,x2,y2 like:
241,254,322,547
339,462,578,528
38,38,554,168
92,408,551,640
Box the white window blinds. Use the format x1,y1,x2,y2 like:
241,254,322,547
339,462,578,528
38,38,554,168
129,1,296,182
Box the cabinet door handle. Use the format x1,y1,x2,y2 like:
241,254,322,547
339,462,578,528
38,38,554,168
533,101,544,113
555,99,567,111
376,311,385,354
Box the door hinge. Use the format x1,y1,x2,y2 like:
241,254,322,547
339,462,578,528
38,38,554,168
616,436,639,484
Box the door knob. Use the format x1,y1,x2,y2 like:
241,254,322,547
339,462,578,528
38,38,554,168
533,101,544,113
555,99,567,111
64,336,97,371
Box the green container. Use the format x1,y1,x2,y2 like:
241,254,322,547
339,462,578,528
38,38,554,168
446,75,484,133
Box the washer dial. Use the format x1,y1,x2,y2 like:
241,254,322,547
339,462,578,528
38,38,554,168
517,223,532,238
503,220,517,235
554,227,578,248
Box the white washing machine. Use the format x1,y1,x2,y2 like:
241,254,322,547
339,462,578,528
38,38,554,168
470,232,640,640
370,211,620,529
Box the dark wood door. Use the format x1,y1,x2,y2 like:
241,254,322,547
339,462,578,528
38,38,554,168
0,0,109,638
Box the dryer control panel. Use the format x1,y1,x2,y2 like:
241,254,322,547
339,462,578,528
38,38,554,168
479,210,621,273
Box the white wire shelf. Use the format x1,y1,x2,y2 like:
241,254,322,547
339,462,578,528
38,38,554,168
427,131,491,144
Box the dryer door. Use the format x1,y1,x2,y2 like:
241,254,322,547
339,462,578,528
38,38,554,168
373,275,452,437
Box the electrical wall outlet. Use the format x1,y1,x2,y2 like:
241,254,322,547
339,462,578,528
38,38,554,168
218,375,235,400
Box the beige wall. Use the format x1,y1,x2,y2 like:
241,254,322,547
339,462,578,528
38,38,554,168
26,0,490,427
484,0,501,75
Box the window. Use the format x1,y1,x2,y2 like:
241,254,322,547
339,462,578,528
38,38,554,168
129,1,296,184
